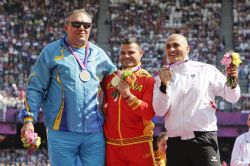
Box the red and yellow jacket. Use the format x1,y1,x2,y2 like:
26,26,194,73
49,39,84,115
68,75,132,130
102,69,155,146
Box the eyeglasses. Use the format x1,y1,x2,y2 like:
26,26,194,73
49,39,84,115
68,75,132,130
68,22,92,29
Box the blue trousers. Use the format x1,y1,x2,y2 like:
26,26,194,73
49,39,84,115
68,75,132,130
47,129,105,166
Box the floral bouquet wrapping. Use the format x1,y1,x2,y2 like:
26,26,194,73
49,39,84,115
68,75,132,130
220,51,241,88
111,69,137,101
21,130,41,156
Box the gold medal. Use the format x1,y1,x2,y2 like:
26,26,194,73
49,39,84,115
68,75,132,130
79,71,90,82
111,75,120,87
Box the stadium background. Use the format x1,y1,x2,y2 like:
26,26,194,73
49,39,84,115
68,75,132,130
0,0,249,165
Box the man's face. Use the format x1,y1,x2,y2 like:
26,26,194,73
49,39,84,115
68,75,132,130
165,34,190,64
119,43,143,68
64,12,92,47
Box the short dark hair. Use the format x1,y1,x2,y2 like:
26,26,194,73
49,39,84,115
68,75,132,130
120,37,141,49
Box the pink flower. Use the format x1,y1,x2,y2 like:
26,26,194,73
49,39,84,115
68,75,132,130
21,131,41,156
25,131,38,144
220,51,241,88
220,52,232,68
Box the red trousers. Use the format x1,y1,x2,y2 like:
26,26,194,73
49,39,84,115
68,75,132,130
106,142,156,166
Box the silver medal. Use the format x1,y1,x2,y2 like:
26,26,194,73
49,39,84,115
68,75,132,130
79,71,90,81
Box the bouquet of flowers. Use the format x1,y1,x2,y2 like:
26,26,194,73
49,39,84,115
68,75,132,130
220,51,241,88
111,69,136,101
21,130,41,156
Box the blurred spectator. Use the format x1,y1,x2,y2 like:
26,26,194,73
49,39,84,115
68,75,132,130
154,132,168,166
233,0,250,93
230,113,250,166
0,148,50,165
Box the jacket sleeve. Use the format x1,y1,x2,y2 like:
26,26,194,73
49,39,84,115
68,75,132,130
230,135,248,166
127,77,155,120
22,47,53,122
101,49,117,76
152,76,171,117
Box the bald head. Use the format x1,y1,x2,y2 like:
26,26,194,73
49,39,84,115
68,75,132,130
166,34,189,46
165,34,190,64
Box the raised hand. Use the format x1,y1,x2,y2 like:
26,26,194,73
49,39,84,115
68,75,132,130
116,79,131,99
159,66,172,85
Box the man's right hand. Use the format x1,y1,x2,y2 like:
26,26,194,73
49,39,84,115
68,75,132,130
21,122,34,138
159,66,172,85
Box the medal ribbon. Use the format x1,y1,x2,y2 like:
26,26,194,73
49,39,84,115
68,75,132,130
165,60,188,69
130,63,141,72
63,38,89,71
121,63,142,73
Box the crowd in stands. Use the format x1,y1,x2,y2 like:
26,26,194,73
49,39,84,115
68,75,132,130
0,148,50,165
0,0,250,165
0,0,249,111
108,0,250,112
0,0,249,114
233,0,250,93
109,0,223,75
0,0,99,108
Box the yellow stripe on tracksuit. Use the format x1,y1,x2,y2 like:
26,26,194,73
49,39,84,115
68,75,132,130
106,135,153,145
148,141,157,166
24,72,36,113
23,73,35,122
53,71,65,130
118,96,123,143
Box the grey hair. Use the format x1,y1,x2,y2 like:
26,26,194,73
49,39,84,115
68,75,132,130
65,9,92,23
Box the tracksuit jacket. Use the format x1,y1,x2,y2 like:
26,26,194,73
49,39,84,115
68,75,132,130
102,69,155,145
22,37,116,133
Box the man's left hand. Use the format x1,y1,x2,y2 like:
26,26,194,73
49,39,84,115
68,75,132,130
226,66,238,79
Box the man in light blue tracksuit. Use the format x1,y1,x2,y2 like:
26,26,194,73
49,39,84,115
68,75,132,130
20,9,116,166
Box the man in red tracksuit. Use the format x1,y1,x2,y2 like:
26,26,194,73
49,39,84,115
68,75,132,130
101,38,156,166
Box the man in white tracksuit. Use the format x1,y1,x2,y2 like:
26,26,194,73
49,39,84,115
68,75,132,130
231,113,250,166
153,34,241,166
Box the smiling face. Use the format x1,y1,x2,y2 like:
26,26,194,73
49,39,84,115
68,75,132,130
64,11,92,47
119,43,143,69
165,34,190,64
